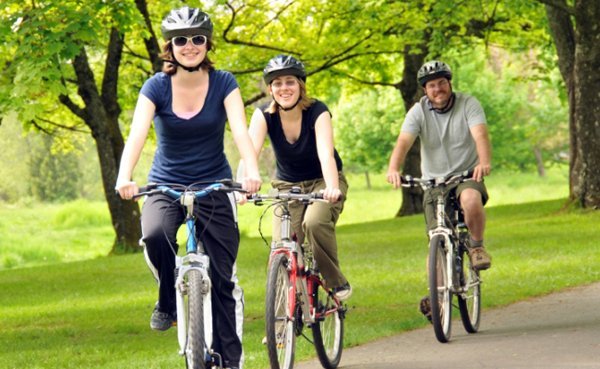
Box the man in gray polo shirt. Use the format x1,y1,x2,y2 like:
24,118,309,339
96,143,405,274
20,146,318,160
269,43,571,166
387,60,492,270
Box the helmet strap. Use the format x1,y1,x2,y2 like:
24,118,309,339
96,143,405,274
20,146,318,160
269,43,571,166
168,56,203,72
276,97,301,112
428,92,455,114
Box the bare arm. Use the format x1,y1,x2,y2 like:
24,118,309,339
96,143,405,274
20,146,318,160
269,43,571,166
470,124,492,182
236,108,267,191
314,111,342,203
225,88,262,193
386,132,417,188
115,94,155,200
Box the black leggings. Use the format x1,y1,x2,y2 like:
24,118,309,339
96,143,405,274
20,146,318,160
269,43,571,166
141,191,244,367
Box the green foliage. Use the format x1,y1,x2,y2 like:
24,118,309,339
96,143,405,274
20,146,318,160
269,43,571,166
447,46,567,171
28,135,80,202
333,87,402,172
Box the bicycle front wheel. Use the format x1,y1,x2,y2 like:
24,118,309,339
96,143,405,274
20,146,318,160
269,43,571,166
429,234,452,343
311,279,344,369
265,253,296,369
185,269,207,369
458,247,481,333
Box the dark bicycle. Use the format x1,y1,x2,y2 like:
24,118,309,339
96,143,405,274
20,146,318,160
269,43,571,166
401,171,481,343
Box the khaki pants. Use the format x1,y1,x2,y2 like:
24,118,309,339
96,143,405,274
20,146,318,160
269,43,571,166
271,173,349,289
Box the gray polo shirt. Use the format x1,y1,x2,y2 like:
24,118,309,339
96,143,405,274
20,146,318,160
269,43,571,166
401,92,486,179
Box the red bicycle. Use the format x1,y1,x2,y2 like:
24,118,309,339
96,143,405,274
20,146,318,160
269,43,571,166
250,188,345,369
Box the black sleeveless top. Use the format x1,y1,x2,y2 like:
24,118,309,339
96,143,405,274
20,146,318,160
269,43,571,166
262,100,343,182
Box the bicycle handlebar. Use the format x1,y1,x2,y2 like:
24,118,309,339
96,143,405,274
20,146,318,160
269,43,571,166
247,190,325,205
401,170,474,190
133,179,244,200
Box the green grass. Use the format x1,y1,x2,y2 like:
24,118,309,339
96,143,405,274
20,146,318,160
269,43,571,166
2,166,595,369
1,202,599,367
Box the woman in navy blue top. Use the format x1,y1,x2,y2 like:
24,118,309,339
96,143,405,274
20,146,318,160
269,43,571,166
245,55,352,301
115,7,260,369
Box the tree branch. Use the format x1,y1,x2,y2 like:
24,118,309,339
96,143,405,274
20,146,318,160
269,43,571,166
58,93,87,121
222,1,296,54
134,0,162,73
101,28,123,119
33,117,89,134
328,69,400,88
244,91,267,107
535,0,575,15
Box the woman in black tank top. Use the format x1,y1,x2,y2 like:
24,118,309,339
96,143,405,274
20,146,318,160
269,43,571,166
244,55,352,300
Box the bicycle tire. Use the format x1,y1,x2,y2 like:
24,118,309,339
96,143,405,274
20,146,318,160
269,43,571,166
185,269,207,369
265,253,295,369
311,279,344,369
458,247,481,333
428,234,452,343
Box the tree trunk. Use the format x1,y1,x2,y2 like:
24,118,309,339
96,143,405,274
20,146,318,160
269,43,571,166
572,0,600,208
69,39,142,253
394,46,426,216
364,170,371,190
533,147,546,177
545,0,600,208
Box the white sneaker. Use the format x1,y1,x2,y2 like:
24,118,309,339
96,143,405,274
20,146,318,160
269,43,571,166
334,283,352,301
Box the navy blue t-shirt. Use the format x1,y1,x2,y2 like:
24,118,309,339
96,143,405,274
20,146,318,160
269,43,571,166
263,100,343,182
140,70,238,185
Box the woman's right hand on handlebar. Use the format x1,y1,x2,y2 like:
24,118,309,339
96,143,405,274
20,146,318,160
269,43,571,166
115,179,139,200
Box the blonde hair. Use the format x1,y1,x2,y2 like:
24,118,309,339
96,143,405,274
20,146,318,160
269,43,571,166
159,39,215,75
266,77,314,114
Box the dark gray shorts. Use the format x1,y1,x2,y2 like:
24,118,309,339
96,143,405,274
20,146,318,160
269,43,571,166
423,180,488,231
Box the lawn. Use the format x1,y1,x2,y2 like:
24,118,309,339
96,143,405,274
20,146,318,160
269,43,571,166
2,166,597,369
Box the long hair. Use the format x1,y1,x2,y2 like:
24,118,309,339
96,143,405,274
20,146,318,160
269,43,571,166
266,77,314,114
159,39,215,75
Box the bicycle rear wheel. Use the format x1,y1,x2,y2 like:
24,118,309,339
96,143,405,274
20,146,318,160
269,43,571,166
458,247,481,333
265,253,295,369
428,234,452,343
311,279,344,369
185,269,207,369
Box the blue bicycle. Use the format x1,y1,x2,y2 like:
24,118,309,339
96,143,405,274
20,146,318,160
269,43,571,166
134,179,243,369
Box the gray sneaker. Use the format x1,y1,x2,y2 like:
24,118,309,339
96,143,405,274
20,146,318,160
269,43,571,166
150,307,176,331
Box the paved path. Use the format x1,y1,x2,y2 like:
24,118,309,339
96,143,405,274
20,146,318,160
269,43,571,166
296,282,600,369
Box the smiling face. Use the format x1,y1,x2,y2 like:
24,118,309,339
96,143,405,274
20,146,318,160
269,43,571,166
269,75,301,110
171,34,208,68
423,77,452,109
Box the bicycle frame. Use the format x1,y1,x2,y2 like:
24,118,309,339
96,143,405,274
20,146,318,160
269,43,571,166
175,190,213,359
253,188,345,369
135,181,241,368
402,171,482,342
267,196,317,326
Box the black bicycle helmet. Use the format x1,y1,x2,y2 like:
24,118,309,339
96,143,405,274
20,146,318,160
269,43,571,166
417,60,452,87
263,55,307,85
161,6,213,40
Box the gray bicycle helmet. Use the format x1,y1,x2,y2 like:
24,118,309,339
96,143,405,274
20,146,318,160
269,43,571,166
161,6,213,40
263,55,307,85
417,60,452,87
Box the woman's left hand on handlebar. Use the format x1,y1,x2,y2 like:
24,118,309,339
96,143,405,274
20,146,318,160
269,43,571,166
242,175,262,194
